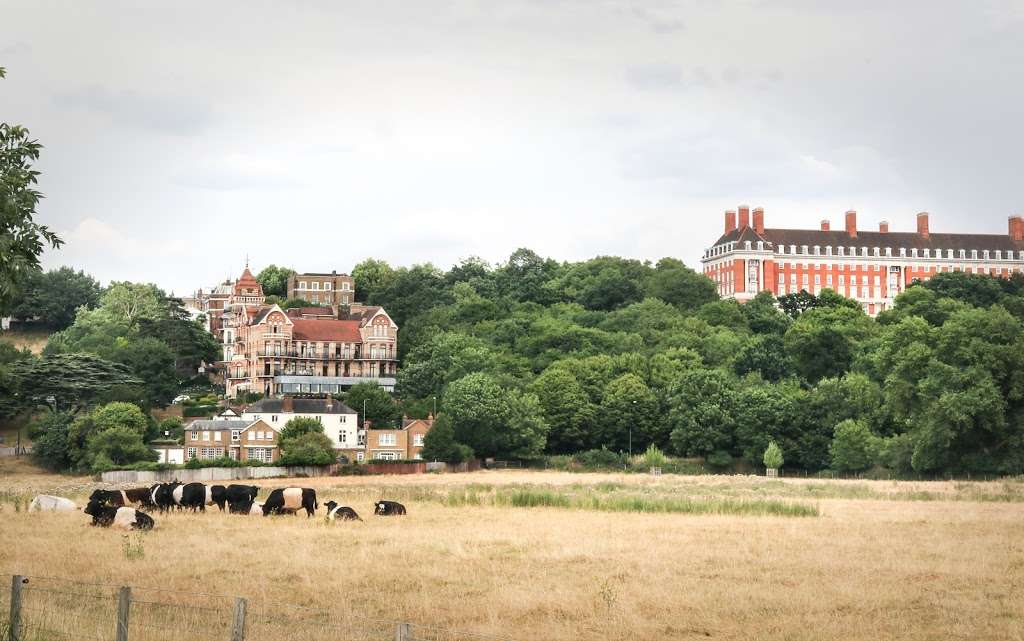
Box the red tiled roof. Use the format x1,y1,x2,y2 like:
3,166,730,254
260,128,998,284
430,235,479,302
291,318,362,343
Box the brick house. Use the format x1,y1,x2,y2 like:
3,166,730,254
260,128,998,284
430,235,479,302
287,271,356,307
702,206,1024,316
183,418,277,462
224,300,398,398
365,417,434,461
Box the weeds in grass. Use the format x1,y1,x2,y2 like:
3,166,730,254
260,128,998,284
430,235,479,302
122,533,146,561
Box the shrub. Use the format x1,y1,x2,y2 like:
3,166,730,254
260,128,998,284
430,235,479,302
705,450,732,470
574,447,626,469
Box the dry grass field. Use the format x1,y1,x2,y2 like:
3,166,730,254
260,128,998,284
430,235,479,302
0,459,1022,640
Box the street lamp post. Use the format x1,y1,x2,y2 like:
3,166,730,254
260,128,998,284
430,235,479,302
432,396,436,417
629,399,637,459
362,398,367,428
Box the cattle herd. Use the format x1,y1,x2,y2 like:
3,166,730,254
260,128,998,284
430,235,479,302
28,481,408,531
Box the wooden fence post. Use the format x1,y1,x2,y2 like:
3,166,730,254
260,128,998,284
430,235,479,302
115,586,131,641
8,576,25,641
395,622,411,641
231,597,248,641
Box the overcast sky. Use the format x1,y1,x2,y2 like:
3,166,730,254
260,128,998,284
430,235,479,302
3,1,1023,295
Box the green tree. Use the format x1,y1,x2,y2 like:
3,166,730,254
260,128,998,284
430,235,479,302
830,419,880,473
597,373,660,452
419,414,474,462
667,369,737,456
645,257,718,312
1,67,63,311
85,426,156,472
7,267,101,329
529,368,596,453
278,431,336,466
763,441,784,470
344,382,400,428
3,353,141,414
255,264,295,297
352,258,396,303
65,402,153,472
278,417,324,442
28,411,74,471
442,373,548,459
734,335,791,382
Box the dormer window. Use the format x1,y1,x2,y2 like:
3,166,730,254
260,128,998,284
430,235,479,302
826,246,833,256
837,247,845,256
756,241,763,251
744,241,752,250
960,249,966,259
900,247,906,257
971,249,978,259
911,248,918,258
813,246,820,255
885,247,892,257
790,245,797,254
994,250,1001,260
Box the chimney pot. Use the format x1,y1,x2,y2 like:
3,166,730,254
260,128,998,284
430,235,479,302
820,219,831,231
845,210,857,238
724,210,737,234
917,212,930,238
879,220,889,233
282,395,294,413
738,205,750,230
752,207,765,235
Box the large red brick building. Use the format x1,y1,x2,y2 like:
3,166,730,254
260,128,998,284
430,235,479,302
702,206,1024,316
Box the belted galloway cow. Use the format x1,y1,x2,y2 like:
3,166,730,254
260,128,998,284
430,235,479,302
84,500,154,530
374,500,406,516
262,487,317,517
324,501,361,521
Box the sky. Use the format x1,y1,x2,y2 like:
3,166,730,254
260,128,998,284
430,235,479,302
3,0,1023,295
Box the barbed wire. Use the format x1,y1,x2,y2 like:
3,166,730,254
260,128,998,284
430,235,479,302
6,574,513,641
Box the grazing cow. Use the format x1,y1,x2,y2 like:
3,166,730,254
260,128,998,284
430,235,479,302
229,500,264,516
124,487,155,507
208,485,227,511
374,500,406,516
180,483,209,512
225,485,259,513
261,487,317,517
151,482,183,512
29,495,78,512
84,500,154,530
324,501,361,522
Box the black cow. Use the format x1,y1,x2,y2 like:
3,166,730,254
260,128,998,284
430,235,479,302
225,484,259,512
229,500,264,516
324,501,361,521
84,500,155,530
124,487,154,507
374,500,406,516
209,485,228,511
180,483,208,512
88,489,127,507
262,487,317,517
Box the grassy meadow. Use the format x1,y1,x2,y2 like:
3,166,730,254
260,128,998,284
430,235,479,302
0,460,1021,640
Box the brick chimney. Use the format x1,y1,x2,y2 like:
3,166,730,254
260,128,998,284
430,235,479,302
1009,216,1024,242
724,210,737,234
738,205,750,230
820,219,831,231
917,212,930,238
282,395,293,413
845,210,857,238
753,207,765,235
879,220,889,233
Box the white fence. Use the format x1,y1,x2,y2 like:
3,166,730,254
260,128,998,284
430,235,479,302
100,465,335,484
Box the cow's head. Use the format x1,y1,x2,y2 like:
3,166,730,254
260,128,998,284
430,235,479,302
83,499,103,517
375,502,385,514
325,501,338,513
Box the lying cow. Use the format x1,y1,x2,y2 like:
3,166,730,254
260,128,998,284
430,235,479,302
374,500,406,516
84,500,154,530
262,487,317,517
29,495,78,512
324,501,361,522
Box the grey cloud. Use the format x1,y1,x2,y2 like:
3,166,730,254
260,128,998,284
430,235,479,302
52,85,216,135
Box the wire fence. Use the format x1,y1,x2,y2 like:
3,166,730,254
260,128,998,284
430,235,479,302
3,576,512,641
